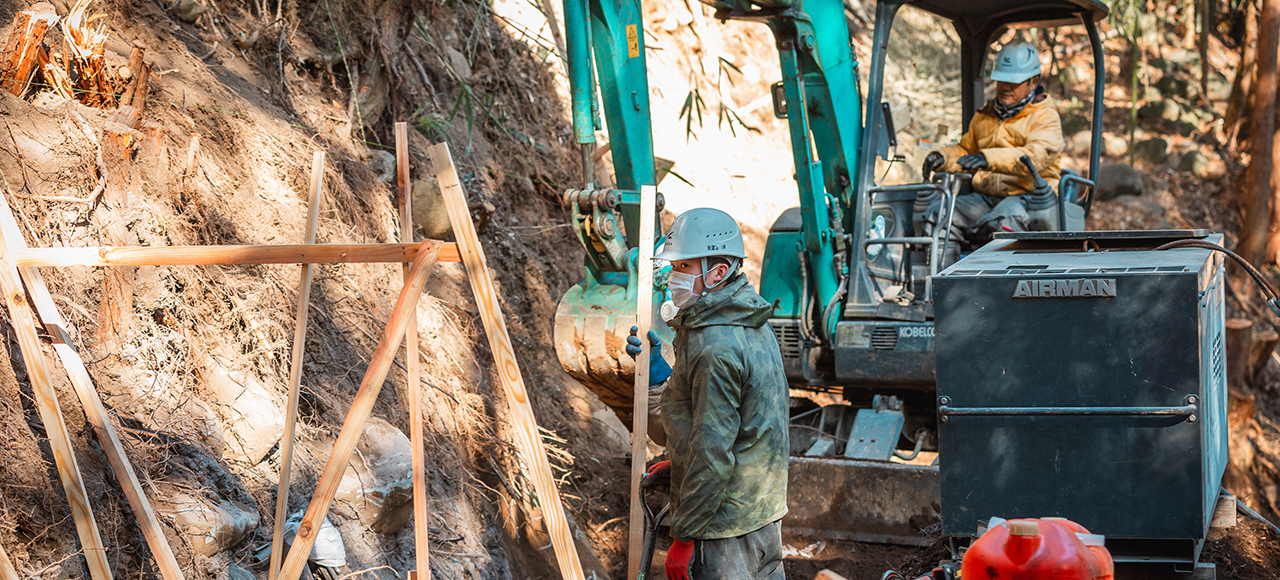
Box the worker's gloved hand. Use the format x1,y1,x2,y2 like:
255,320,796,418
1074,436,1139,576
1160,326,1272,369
921,151,944,178
958,152,988,171
665,538,695,580
627,326,673,385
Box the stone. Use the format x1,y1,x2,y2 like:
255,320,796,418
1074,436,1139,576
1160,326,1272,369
445,46,472,81
367,149,395,184
220,564,255,580
1139,99,1181,123
202,351,284,465
1096,163,1145,201
1133,138,1169,165
1207,72,1232,102
163,490,260,556
1065,133,1091,157
332,417,415,534
411,177,452,240
1165,48,1201,69
1061,113,1090,136
1103,134,1128,158
172,0,206,23
1180,151,1208,175
283,514,347,567
1058,63,1087,86
1155,75,1200,102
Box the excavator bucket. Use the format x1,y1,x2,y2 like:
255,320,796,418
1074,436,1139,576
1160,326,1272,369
554,278,673,421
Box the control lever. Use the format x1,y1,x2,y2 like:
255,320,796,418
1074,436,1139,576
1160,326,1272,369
1018,155,1052,196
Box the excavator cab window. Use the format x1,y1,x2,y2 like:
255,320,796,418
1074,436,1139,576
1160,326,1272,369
875,5,962,187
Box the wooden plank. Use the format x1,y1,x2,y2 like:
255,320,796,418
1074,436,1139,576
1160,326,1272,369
0,538,18,580
396,122,430,580
269,151,324,580
627,184,656,580
277,240,442,580
0,200,113,580
0,198,184,579
428,142,585,580
14,242,461,267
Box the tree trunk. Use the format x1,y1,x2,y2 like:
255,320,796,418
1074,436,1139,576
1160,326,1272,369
0,3,57,97
1225,0,1259,150
1235,0,1280,266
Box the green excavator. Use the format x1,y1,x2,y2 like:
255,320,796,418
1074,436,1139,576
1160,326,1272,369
555,0,1109,546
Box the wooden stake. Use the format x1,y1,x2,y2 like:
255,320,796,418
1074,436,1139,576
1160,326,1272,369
0,201,185,580
0,4,58,97
396,122,431,580
130,62,151,116
269,151,324,580
277,240,442,580
14,242,460,268
99,122,139,352
627,184,656,580
0,195,113,580
428,142,585,580
0,538,18,580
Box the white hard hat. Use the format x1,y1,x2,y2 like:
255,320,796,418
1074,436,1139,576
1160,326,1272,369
655,208,747,261
991,41,1042,84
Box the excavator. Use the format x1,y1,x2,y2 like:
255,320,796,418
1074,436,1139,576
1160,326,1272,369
553,0,1109,548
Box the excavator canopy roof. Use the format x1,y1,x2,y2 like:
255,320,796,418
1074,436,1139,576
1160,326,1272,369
908,0,1108,30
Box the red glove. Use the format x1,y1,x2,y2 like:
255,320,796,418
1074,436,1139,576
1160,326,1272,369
665,538,694,580
645,460,671,479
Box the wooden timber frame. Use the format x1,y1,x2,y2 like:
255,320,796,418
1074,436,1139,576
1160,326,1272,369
0,141,583,580
429,141,586,580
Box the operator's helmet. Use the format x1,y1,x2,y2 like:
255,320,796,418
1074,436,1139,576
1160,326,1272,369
990,41,1042,84
656,208,747,261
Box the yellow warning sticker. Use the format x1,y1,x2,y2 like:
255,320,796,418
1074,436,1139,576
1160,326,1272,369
627,24,639,58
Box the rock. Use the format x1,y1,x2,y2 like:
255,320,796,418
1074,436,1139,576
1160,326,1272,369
1061,113,1090,136
1164,48,1201,69
172,0,206,23
283,514,347,568
1058,63,1087,86
411,177,453,240
163,490,260,556
203,351,284,465
1207,72,1232,102
1180,151,1209,175
1066,133,1091,157
220,564,255,580
1155,75,1200,102
1139,99,1181,123
1133,138,1169,165
1096,163,1145,201
367,149,396,184
445,46,472,81
1141,85,1163,103
1103,134,1128,158
332,417,415,534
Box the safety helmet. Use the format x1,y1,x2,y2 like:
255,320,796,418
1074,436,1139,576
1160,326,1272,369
990,41,1042,84
655,208,747,261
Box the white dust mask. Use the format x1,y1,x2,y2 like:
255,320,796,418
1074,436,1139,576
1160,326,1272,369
667,270,705,308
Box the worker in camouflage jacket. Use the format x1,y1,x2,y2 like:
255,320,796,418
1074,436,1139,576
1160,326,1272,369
626,207,790,580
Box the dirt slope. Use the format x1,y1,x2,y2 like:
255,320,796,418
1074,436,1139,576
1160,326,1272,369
0,0,632,578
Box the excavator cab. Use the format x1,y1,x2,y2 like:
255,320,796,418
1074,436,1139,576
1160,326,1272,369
554,0,1110,546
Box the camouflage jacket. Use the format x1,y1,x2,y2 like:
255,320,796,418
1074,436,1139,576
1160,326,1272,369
662,275,790,540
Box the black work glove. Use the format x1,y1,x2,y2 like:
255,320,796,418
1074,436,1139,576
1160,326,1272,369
626,326,673,385
958,153,989,171
922,151,944,178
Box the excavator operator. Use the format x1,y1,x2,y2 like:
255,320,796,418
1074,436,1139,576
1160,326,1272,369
921,40,1064,265
625,208,790,580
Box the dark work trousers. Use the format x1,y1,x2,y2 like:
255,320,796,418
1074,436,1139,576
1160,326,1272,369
688,519,785,580
926,193,1029,267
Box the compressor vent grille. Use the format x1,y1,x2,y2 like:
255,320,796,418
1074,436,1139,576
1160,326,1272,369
1212,330,1224,380
872,327,898,350
774,321,804,363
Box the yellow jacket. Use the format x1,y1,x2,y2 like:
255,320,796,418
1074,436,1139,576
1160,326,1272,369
939,93,1064,196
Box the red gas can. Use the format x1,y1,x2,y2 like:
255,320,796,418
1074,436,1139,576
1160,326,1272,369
961,517,1114,580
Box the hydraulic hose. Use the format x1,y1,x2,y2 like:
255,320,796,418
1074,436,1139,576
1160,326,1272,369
821,272,849,344
1154,239,1280,317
